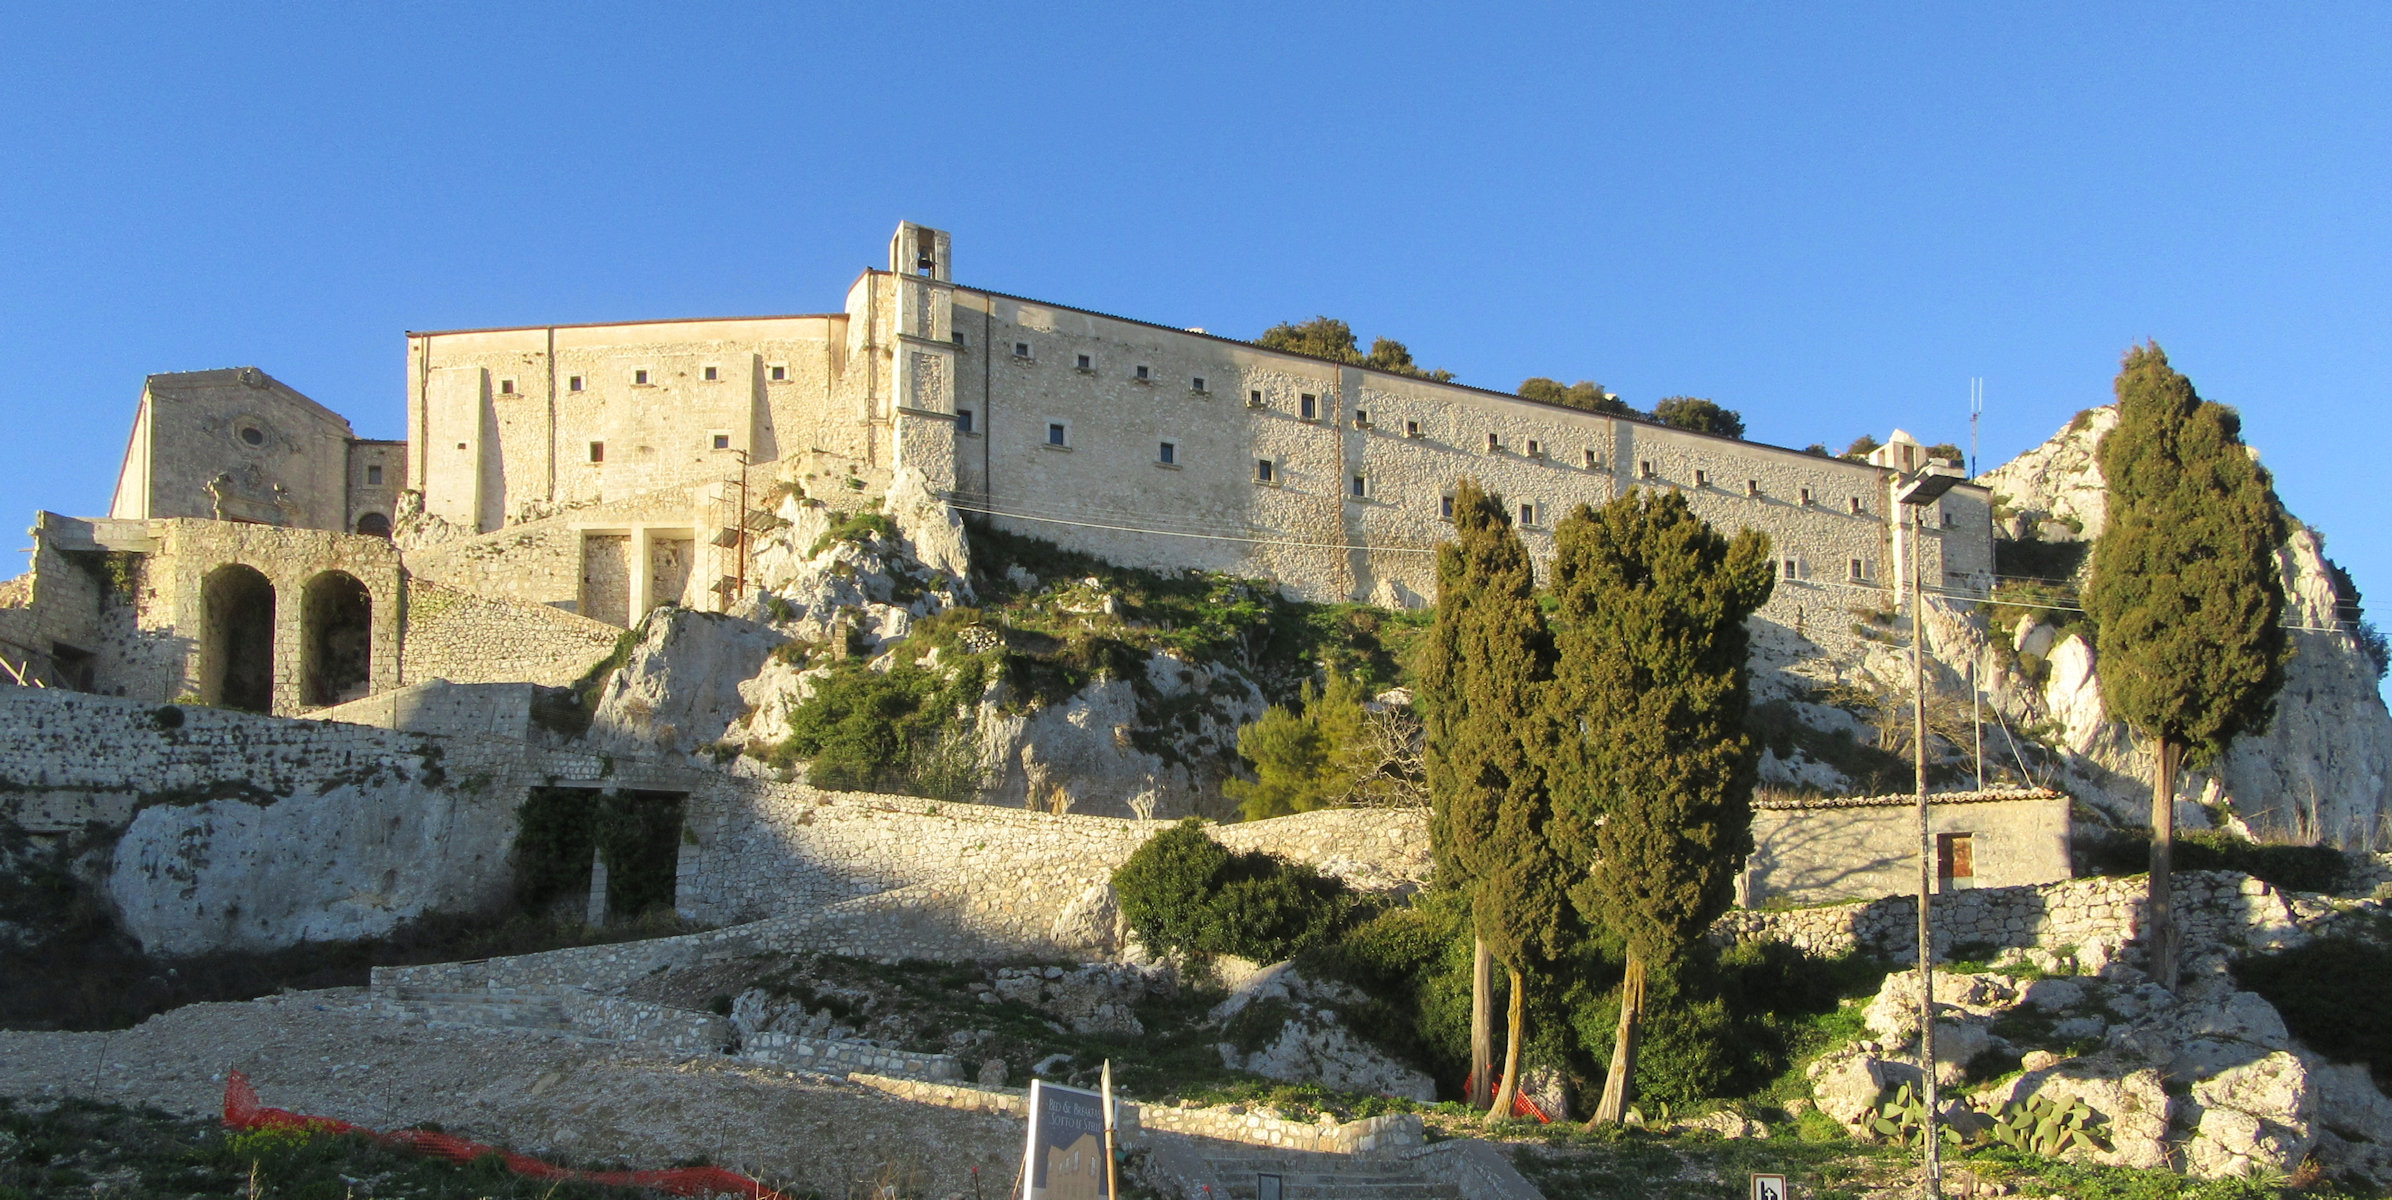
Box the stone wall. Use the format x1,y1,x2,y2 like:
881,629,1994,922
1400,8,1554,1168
1711,870,2319,964
848,1073,1425,1156
399,579,622,688
1744,788,2070,907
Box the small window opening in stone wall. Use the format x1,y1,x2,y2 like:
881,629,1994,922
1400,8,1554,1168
1354,408,1370,427
702,365,719,382
1440,494,1455,520
1351,473,1368,498
1191,376,1207,393
1047,422,1068,447
239,425,265,446
712,434,731,451
1849,557,1865,581
1519,502,1536,527
1406,420,1421,438
1256,458,1275,483
499,378,516,395
1014,341,1032,358
1135,364,1151,382
1075,353,1093,372
1694,469,1709,488
1527,439,1542,457
1800,486,1814,505
1300,393,1318,420
1782,557,1800,580
569,374,585,391
589,442,605,464
301,570,372,708
1584,449,1600,469
1942,508,1957,528
1248,389,1265,408
956,407,974,435
1639,460,1655,479
768,365,786,382
200,563,275,713
366,465,383,486
355,512,391,538
1745,479,1760,497
952,331,967,347
633,369,650,385
1158,441,1177,466
1849,496,1864,515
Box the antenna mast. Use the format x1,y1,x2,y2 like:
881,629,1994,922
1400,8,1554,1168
1969,378,1984,477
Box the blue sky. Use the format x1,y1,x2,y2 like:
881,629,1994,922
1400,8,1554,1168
3,5,2387,667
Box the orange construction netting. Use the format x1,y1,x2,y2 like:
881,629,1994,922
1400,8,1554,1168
223,1070,789,1199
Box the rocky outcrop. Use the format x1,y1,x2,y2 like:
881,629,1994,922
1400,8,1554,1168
1207,961,1437,1102
592,609,786,751
1975,407,2392,846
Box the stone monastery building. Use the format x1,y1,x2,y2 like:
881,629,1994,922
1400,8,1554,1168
1,221,1993,718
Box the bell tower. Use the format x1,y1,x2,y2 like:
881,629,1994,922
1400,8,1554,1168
886,222,960,495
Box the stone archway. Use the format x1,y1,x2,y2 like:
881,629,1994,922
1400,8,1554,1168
354,512,391,537
200,564,275,712
300,570,373,707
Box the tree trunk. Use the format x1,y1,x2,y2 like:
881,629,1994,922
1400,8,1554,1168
1590,955,1646,1126
1487,968,1526,1123
1469,937,1493,1107
2148,736,2182,991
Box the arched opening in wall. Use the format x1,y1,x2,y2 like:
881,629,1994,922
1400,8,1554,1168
509,787,686,925
354,512,391,537
300,570,372,707
200,564,275,712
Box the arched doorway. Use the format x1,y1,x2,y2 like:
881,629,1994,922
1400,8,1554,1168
200,564,275,712
301,570,372,707
354,512,391,537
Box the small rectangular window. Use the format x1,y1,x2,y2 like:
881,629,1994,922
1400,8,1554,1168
956,407,974,434
589,442,605,463
1248,389,1265,408
1519,503,1536,527
1256,458,1275,483
1076,353,1093,371
1486,433,1501,452
633,369,650,385
1354,409,1370,427
1942,509,1957,528
1783,557,1799,580
1584,449,1600,469
366,465,383,485
1745,479,1760,498
769,364,787,382
712,434,731,450
1047,422,1067,447
1849,497,1864,515
1351,474,1368,498
1799,486,1814,505
1300,393,1318,420
498,378,515,395
1191,376,1207,392
568,375,585,392
1158,441,1177,465
1526,439,1542,457
1406,420,1421,438
1639,460,1655,479
1014,342,1032,358
1441,495,1455,520
952,331,967,346
1694,469,1709,488
1134,364,1151,381
702,365,719,382
1849,557,1866,581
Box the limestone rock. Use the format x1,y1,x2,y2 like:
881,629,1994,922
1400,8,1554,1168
984,963,1159,1036
1206,961,1434,1102
1977,1059,2173,1171
1806,1046,1916,1127
592,608,786,750
2185,1051,2315,1179
1048,880,1126,958
883,467,972,588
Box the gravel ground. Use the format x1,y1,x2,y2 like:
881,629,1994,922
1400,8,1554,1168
0,989,1025,1198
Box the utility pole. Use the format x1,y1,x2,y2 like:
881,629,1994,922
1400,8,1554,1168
1896,465,1962,1200
1971,658,1984,791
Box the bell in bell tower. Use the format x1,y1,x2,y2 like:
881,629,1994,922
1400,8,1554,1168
890,222,951,282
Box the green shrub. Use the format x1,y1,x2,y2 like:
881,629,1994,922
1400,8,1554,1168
2235,936,2392,1089
1113,818,1353,962
763,657,990,800
2080,828,2347,894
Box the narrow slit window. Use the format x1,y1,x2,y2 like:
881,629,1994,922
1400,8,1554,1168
1800,486,1814,505
1849,557,1865,581
588,442,605,464
1249,389,1265,407
1783,557,1800,580
1639,460,1655,479
1440,494,1455,520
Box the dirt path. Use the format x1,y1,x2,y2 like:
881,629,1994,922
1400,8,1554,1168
0,989,1024,1198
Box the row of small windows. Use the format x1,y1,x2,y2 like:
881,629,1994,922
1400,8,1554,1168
500,365,800,395
580,433,738,463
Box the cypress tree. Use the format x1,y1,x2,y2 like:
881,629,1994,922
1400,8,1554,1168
2084,343,2288,990
1546,488,1774,1125
1419,478,1554,1113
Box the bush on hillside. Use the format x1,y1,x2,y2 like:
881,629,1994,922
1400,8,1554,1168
1113,819,1353,962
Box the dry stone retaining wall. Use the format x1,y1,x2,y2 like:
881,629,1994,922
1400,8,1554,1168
848,1073,1424,1156
400,578,622,688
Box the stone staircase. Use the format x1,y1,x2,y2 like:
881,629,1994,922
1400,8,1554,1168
1183,1148,1460,1200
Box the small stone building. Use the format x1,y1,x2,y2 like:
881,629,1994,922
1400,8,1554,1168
1742,787,2073,909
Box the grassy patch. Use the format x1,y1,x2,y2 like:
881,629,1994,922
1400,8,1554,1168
0,1096,659,1199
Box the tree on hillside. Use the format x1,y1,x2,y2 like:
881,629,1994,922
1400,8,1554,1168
1519,377,1636,417
1545,488,1775,1125
1841,434,1881,462
1652,397,1746,439
2084,342,2288,991
1257,316,1455,381
1418,478,1554,1111
1226,671,1426,819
